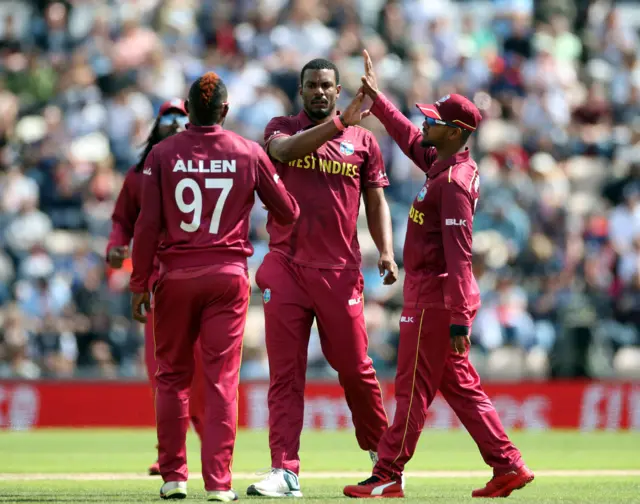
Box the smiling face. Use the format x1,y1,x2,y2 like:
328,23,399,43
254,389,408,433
300,68,341,121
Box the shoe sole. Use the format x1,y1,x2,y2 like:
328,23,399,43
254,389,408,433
149,469,161,476
160,490,187,500
473,473,535,498
343,489,405,498
246,485,303,498
207,493,239,502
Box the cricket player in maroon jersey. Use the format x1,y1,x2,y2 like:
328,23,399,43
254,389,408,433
130,72,299,502
106,99,206,476
247,59,397,498
343,51,534,499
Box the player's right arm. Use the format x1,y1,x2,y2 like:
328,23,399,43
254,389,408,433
255,146,300,225
361,50,436,172
130,148,163,296
264,93,367,163
106,170,137,268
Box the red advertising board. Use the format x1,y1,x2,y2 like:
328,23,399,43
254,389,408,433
0,380,638,431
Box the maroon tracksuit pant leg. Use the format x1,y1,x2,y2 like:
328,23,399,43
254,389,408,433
375,307,523,480
153,266,249,491
257,253,314,475
303,266,388,454
257,252,388,475
145,305,205,443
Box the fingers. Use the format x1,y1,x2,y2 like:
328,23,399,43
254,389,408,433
379,261,398,285
362,110,371,119
132,293,149,323
363,49,372,71
133,303,147,323
451,336,469,355
383,271,397,285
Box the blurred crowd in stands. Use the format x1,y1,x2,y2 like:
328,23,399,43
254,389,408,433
1,0,640,382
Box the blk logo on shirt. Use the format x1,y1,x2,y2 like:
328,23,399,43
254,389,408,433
400,316,414,323
445,218,467,226
348,296,361,306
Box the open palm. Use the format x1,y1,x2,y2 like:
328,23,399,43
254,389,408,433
361,49,379,99
341,90,372,126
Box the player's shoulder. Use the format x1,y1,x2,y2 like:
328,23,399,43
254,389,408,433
345,125,379,149
149,132,182,158
123,164,143,184
447,158,479,195
218,128,261,153
265,114,301,137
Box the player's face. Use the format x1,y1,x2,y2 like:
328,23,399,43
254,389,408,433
300,69,341,120
420,117,461,148
158,112,188,139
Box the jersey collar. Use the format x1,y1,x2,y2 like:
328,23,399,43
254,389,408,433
427,148,471,179
296,109,342,131
185,124,223,134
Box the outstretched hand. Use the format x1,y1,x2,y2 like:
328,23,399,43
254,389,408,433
361,49,379,100
341,90,372,126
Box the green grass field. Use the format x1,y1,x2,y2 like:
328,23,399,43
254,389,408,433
1,429,639,503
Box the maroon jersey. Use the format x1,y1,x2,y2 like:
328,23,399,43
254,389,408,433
106,166,142,256
130,124,299,293
370,93,480,326
263,110,389,270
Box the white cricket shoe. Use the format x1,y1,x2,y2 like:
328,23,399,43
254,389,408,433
246,468,303,497
207,489,239,502
160,481,187,500
369,451,405,490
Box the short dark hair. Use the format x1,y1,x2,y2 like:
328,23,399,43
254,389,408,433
300,58,340,85
188,72,228,125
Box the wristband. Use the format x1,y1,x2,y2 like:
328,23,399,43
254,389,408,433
450,324,470,338
333,115,346,131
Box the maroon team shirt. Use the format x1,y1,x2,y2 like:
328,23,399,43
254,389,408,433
107,166,142,257
106,166,160,290
130,124,299,294
264,110,389,270
370,94,481,326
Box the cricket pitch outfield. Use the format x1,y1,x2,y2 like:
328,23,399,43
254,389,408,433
1,429,638,503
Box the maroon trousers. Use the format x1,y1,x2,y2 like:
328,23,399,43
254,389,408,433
144,315,205,440
257,252,389,475
375,307,524,479
153,265,250,491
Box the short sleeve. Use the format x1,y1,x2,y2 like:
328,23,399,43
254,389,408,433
264,116,293,149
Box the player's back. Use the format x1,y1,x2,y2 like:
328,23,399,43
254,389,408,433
150,124,269,271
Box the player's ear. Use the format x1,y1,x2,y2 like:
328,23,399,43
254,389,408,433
184,100,190,114
221,102,229,120
336,84,342,97
298,84,303,97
